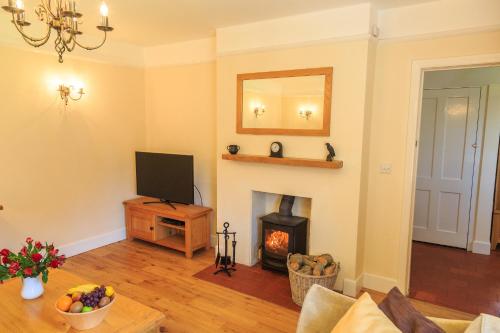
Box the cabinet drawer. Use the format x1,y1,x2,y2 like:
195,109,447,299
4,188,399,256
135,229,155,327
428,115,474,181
129,209,155,241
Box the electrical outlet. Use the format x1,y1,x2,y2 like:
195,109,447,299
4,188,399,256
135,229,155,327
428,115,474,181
380,163,392,174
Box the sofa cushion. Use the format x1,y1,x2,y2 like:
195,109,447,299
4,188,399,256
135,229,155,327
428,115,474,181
428,317,474,333
379,287,445,333
331,292,402,333
464,314,500,333
296,284,356,333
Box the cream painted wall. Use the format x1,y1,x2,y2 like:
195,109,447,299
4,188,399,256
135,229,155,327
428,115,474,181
356,38,377,280
363,30,500,291
217,39,373,293
0,46,146,252
144,62,217,232
424,67,500,88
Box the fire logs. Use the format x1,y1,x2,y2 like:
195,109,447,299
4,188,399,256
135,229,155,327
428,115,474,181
288,253,337,276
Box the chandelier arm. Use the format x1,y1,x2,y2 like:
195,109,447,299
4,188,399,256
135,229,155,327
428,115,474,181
73,31,107,51
66,36,77,52
11,13,52,44
62,28,74,45
43,0,58,20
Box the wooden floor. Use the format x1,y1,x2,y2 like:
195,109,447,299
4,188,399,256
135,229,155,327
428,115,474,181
63,240,474,333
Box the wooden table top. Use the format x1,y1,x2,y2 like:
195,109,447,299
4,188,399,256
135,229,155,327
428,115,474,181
0,269,165,332
124,196,213,219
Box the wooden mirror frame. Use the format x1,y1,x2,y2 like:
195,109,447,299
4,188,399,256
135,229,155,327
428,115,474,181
236,67,333,136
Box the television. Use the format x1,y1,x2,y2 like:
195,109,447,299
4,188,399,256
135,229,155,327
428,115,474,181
135,152,194,205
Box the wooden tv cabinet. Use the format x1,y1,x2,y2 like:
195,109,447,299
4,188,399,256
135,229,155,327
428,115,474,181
124,197,213,258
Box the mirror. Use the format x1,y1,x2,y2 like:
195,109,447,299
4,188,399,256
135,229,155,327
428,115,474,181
237,67,332,136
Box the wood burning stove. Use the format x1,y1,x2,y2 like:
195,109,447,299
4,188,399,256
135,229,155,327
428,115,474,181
261,198,308,273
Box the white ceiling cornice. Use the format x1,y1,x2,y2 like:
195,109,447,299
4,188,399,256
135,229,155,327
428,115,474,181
216,3,375,56
378,0,500,40
143,38,215,68
0,28,144,67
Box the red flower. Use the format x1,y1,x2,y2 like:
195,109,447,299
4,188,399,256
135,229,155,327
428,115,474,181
8,262,20,275
49,248,59,256
25,237,33,244
1,256,11,265
23,267,33,276
20,247,27,256
0,249,10,257
35,241,43,250
31,253,43,263
49,260,59,268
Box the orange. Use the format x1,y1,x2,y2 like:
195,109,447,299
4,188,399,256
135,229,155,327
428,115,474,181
56,295,73,312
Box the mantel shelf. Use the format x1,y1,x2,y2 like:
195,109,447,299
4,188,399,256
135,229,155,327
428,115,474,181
221,154,343,169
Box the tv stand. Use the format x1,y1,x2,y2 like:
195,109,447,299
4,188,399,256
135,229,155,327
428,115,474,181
124,197,213,258
143,199,177,210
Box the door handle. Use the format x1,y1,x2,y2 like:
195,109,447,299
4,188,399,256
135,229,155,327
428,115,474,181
149,226,154,231
472,144,478,149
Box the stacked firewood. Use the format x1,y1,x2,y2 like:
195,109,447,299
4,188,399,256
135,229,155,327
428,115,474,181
288,253,337,276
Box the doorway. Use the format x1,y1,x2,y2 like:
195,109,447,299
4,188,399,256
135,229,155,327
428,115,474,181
409,66,500,315
413,87,481,249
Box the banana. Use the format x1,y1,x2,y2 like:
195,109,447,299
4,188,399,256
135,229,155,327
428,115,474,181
67,284,99,295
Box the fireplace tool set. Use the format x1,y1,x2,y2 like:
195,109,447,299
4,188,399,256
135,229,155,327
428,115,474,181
214,222,237,276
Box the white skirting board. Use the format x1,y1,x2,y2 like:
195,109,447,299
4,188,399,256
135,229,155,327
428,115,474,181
343,275,363,297
59,228,127,258
472,240,491,255
344,273,398,297
361,273,398,294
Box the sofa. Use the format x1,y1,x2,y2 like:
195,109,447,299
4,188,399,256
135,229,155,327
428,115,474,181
296,285,473,333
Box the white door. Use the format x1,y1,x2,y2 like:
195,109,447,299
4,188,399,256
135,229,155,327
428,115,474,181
413,88,480,248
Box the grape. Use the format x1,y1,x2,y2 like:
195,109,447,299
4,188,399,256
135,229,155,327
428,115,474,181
81,289,104,307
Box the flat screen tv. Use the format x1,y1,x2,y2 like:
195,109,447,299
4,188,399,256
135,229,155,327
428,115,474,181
135,152,194,205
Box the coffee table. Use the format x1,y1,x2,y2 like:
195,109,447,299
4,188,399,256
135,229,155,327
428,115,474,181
0,269,165,332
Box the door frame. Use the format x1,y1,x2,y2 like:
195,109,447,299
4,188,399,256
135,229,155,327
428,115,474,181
397,53,500,294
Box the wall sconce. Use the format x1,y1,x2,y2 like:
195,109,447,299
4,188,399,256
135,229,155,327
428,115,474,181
58,84,84,105
254,104,266,118
299,108,313,120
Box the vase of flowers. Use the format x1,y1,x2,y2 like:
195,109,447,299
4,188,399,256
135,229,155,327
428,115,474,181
0,237,65,300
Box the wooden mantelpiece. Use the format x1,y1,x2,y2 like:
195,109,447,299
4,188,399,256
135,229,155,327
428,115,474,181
222,153,343,169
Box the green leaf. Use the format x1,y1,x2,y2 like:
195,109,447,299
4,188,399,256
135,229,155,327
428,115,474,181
42,270,48,283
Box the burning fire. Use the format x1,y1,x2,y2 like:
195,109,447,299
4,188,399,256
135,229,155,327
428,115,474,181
265,230,289,256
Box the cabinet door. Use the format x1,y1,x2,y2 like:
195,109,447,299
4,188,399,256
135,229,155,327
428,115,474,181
129,209,154,241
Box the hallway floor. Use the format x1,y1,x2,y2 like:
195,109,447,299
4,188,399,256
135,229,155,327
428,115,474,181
410,241,500,316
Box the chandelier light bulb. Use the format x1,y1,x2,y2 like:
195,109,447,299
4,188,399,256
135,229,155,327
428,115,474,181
100,2,108,17
2,0,113,62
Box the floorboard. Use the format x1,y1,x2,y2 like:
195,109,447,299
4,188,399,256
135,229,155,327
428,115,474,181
63,240,475,332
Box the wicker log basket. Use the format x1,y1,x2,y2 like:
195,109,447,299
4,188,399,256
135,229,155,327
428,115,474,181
287,253,340,306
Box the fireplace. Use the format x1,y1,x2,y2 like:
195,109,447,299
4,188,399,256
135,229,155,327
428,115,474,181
261,196,308,272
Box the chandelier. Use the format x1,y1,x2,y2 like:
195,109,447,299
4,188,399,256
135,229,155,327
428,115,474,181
2,0,114,63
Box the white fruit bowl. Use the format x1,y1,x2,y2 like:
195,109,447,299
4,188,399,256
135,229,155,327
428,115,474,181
55,296,116,331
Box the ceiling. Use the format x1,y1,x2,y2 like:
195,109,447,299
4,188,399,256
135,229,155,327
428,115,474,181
12,0,434,47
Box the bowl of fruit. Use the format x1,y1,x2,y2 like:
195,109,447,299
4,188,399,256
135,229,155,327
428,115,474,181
55,284,116,330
